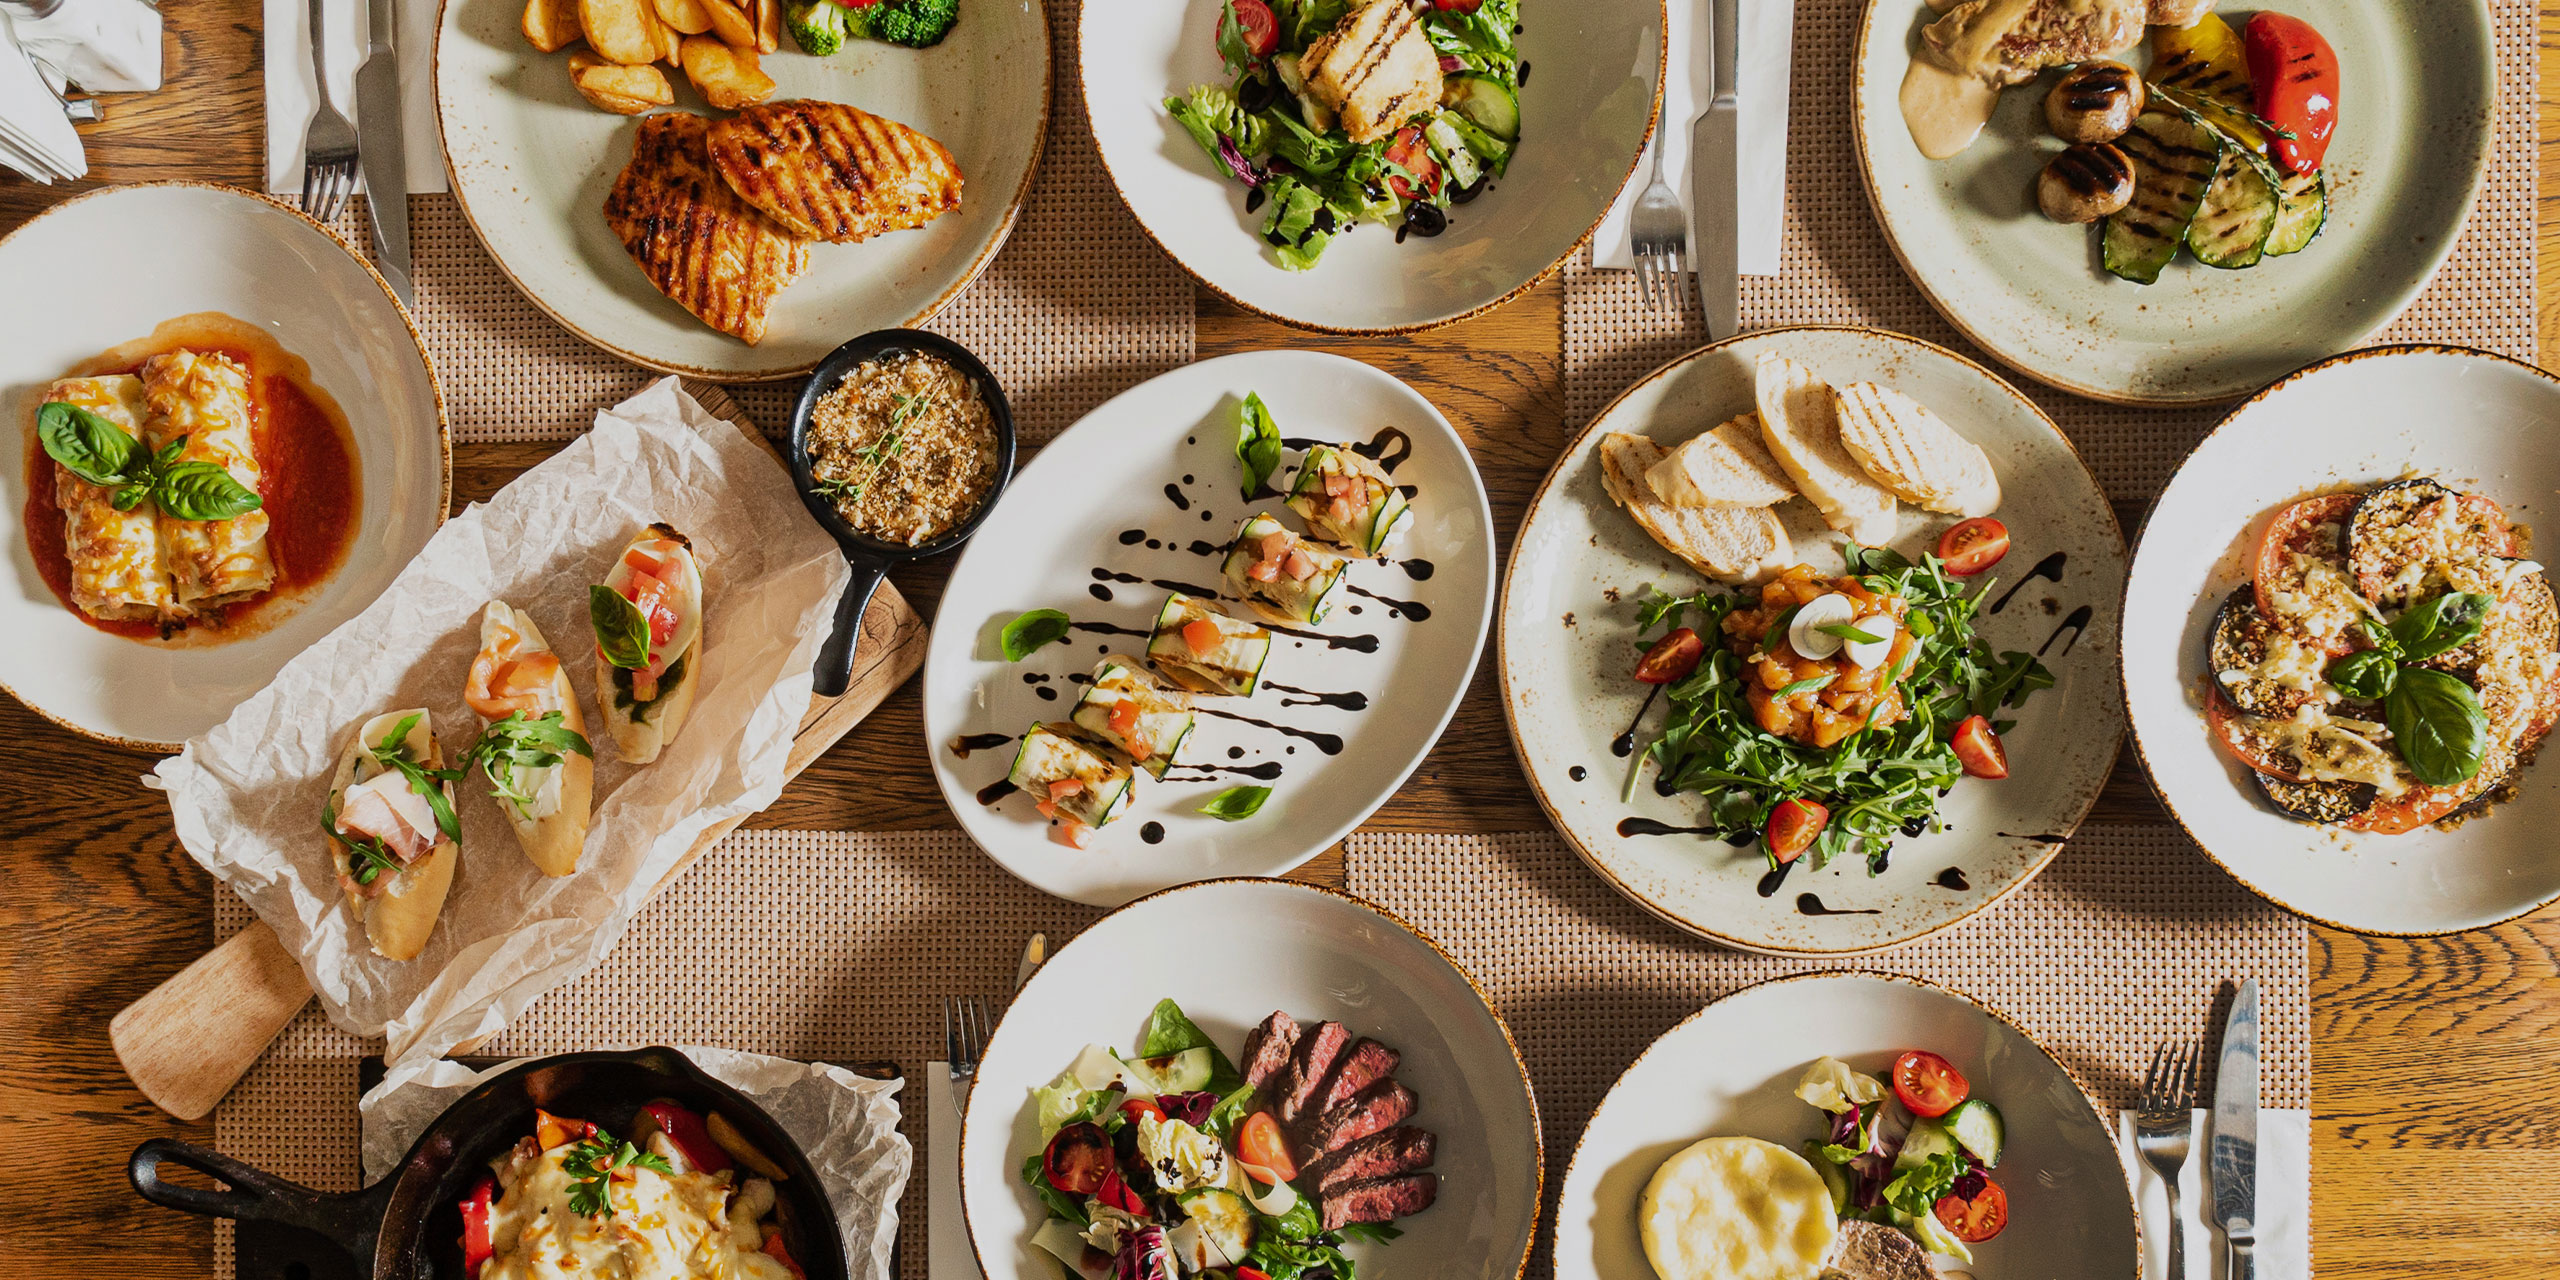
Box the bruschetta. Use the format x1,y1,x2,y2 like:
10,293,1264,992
323,709,461,962
588,523,705,764
463,600,595,876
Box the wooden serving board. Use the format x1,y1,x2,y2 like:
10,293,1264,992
106,385,931,1120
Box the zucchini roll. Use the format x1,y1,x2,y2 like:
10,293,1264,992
1007,722,1136,846
1221,512,1349,625
1286,444,1411,554
1147,592,1273,697
1070,654,1197,778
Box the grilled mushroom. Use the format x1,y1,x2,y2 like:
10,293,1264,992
2044,60,2145,144
2037,143,2135,223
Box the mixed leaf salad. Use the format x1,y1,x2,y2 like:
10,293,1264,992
1796,1051,2011,1263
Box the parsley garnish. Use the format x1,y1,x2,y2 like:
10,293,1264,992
560,1127,673,1218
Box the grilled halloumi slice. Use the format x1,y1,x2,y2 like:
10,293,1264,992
1644,414,1799,508
705,101,963,244
604,112,811,345
1600,432,1791,584
1302,0,1442,145
1831,381,2000,517
1753,353,1900,545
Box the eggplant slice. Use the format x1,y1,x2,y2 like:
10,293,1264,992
2207,586,2315,717
2346,478,2512,604
2254,771,2377,825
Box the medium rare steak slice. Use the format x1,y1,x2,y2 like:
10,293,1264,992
1319,1173,1438,1231
1301,1125,1436,1193
1302,1038,1398,1130
1276,1020,1352,1123
1240,1011,1303,1093
1302,1078,1417,1155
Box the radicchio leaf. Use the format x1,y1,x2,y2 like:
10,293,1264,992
1115,1225,1174,1280
1214,134,1265,187
1952,1167,1988,1201
1156,1091,1219,1125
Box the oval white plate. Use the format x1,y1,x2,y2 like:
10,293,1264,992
435,0,1050,379
962,879,1541,1280
1081,0,1659,333
925,351,1494,906
1553,972,2136,1279
1852,0,2493,405
0,182,448,751
2124,344,2560,935
1502,327,2125,954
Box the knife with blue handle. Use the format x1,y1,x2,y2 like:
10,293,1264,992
2211,978,2259,1280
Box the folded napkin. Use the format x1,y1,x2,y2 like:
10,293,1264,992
930,1066,987,1280
262,0,444,195
1589,0,1793,276
0,12,82,182
8,0,160,92
2117,1109,2310,1280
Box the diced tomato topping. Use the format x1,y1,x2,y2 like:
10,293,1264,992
1048,778,1086,799
1323,472,1353,498
1052,817,1093,849
1236,1111,1298,1182
1283,549,1318,581
1635,628,1705,685
638,1100,731,1173
1248,559,1282,582
1259,530,1292,560
1107,701,1152,760
1328,497,1355,524
1764,798,1828,863
459,1175,497,1277
1382,126,1443,200
621,567,683,656
1950,715,2008,780
1034,799,1059,820
1183,618,1224,656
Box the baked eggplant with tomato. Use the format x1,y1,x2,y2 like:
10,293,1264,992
589,524,705,765
1006,722,1136,844
1147,591,1273,698
1222,512,1349,626
1071,655,1196,779
1286,444,1411,555
464,601,595,877
323,708,461,962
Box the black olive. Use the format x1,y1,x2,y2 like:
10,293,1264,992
1450,176,1487,204
1405,201,1449,237
1238,71,1280,114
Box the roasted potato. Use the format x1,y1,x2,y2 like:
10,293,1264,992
701,0,756,51
653,0,714,34
679,35,777,110
577,0,659,64
569,49,675,113
654,4,684,65
522,0,582,52
752,0,778,53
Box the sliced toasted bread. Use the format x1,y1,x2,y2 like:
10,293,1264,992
1831,381,2001,517
1752,353,1900,544
1599,433,1791,583
1644,414,1799,508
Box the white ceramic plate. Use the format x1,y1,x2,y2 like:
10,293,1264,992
0,183,448,751
1553,972,2136,1279
1501,327,2126,954
435,0,1050,379
925,351,1495,906
961,878,1541,1280
1080,0,1660,333
1852,0,2493,405
2123,344,2560,935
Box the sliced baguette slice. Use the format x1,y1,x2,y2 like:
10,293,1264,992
1644,414,1799,508
1599,433,1791,584
1752,353,1900,545
1831,381,2001,517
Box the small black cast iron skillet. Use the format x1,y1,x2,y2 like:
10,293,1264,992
127,1046,849,1280
788,329,1017,697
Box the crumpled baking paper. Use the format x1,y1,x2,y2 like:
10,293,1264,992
363,1046,910,1280
151,378,851,1065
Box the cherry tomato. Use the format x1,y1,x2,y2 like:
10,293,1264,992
1041,1122,1114,1195
1237,1111,1300,1182
1223,0,1279,59
1764,798,1829,863
1935,517,2010,576
1120,1097,1167,1127
2242,13,2338,174
1382,126,1444,200
1237,1270,1276,1280
637,1100,732,1173
1432,0,1484,12
1892,1049,1970,1118
1635,627,1707,685
1096,1165,1150,1215
459,1175,497,1278
1933,1174,2009,1242
1950,715,2009,780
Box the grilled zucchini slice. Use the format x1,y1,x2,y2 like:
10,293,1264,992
2103,109,2222,285
1005,723,1135,828
2265,169,2327,256
1147,592,1273,697
1222,512,1350,625
1287,444,1412,555
1070,655,1197,779
2187,149,2279,269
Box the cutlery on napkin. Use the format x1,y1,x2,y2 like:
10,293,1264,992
264,0,443,197
0,9,83,182
1591,0,1793,278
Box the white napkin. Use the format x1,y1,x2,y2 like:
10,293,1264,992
263,0,444,195
10,0,161,92
0,13,81,182
1589,0,1793,276
929,1066,987,1280
2117,1109,2310,1280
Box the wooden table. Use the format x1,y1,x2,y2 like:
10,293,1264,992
1,3,2553,1276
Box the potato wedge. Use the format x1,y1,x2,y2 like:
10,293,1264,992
753,0,779,54
655,4,684,65
680,35,777,110
522,0,582,52
653,0,714,34
577,0,659,63
702,0,756,51
569,51,675,114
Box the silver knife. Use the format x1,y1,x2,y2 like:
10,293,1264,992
353,0,414,306
1689,0,1740,339
1014,932,1047,992
2210,978,2260,1280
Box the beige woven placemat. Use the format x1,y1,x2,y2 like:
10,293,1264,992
1565,0,2540,498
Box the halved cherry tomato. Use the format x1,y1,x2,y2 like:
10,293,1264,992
1764,798,1829,863
2242,13,2338,174
762,1230,810,1280
1223,0,1279,58
1120,1097,1166,1126
1382,125,1444,201
1237,1111,1299,1182
1237,1269,1276,1280
1635,627,1706,685
1892,1049,1970,1118
1933,1174,2009,1242
1949,715,2008,780
2250,493,2355,635
459,1175,497,1278
1935,518,2010,576
638,1100,732,1173
1041,1122,1114,1194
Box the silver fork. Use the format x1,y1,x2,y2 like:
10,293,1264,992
299,0,360,223
1626,125,1688,313
944,994,994,1120
2135,1039,2204,1280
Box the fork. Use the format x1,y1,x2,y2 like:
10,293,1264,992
944,994,995,1121
1626,125,1688,313
2135,1039,2204,1280
299,0,360,223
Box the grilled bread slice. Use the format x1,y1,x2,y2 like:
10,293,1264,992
705,101,963,243
1599,432,1791,584
1752,353,1900,545
1831,381,2000,517
1644,414,1798,508
604,111,810,344
1301,0,1442,144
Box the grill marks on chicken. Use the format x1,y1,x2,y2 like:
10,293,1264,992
705,101,964,243
1920,0,2150,88
605,113,812,344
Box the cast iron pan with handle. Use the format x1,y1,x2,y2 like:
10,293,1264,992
128,1046,850,1280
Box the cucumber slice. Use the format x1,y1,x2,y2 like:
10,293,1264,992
1128,1046,1216,1093
2187,149,2279,269
1944,1098,2005,1168
1898,1204,1976,1265
1804,1141,1853,1214
1178,1187,1258,1262
1147,593,1272,697
1451,75,1519,141
1070,656,1197,779
1893,1116,1960,1173
1221,512,1349,625
2264,169,2327,256
1422,115,1483,191
1005,723,1135,828
1287,444,1413,555
2103,109,2222,285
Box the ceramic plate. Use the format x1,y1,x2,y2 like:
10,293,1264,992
961,879,1541,1280
2124,344,2560,934
925,351,1494,906
0,183,448,751
1852,0,2493,405
1080,0,1660,333
435,0,1049,379
1553,972,2137,1279
1501,327,2125,954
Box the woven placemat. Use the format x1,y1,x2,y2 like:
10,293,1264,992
1565,0,2540,498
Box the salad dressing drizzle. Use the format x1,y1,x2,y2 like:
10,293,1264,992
1612,685,1666,757
1265,682,1369,711
1989,552,2067,613
2039,604,2094,656
1344,584,1431,621
1796,893,1878,917
1197,706,1346,755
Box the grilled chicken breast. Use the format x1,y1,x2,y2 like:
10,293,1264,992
604,112,811,345
1301,0,1442,144
704,101,963,244
1921,0,2148,87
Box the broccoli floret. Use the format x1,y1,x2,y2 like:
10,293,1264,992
844,0,960,48
787,0,852,55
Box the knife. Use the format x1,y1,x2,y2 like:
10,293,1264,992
352,0,414,306
2210,978,2260,1280
1014,932,1047,992
1688,0,1740,340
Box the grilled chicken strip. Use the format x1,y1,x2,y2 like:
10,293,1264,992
1920,0,2148,88
704,101,964,244
604,112,811,344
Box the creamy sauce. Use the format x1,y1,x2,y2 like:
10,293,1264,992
1899,58,2002,159
483,1147,791,1280
1900,0,2143,158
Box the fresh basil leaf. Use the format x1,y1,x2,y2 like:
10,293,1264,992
110,483,152,511
1816,622,1885,645
154,435,188,469
154,459,264,521
2392,591,2496,662
589,584,653,670
1776,674,1834,697
2325,649,2399,701
1000,608,1072,661
1235,391,1283,499
2386,667,2489,787
1196,784,1272,820
36,401,140,486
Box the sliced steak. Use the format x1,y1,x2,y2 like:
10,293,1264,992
1319,1173,1437,1231
1819,1219,1934,1280
1304,1038,1398,1128
1275,1020,1352,1124
1300,1125,1436,1194
1239,1011,1303,1093
1302,1078,1417,1155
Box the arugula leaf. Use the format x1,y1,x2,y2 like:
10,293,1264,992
468,710,593,809
1001,609,1072,661
590,585,653,670
369,714,464,841
560,1130,672,1218
2386,668,2488,787
1236,392,1284,499
1196,785,1272,821
1213,0,1255,75
319,800,403,886
36,401,138,486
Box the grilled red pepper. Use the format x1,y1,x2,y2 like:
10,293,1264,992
638,1100,732,1173
2243,12,2339,174
459,1175,497,1278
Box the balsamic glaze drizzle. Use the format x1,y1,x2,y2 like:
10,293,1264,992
975,779,1019,806
1345,584,1431,622
1612,685,1666,757
1756,858,1797,898
1197,707,1346,755
1140,822,1167,844
1796,893,1878,917
1162,483,1191,511
2039,604,2094,657
1617,817,1716,838
1989,552,2067,614
948,732,1014,758
1934,867,1971,891
1170,760,1286,781
1265,682,1369,711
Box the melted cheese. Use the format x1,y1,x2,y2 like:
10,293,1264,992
482,1148,794,1280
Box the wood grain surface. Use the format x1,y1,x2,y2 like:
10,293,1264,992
2,1,2557,1275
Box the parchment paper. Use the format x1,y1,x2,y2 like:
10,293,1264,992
152,378,852,1065
362,1046,911,1280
